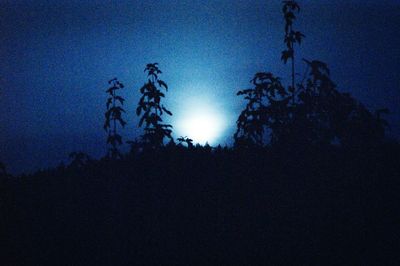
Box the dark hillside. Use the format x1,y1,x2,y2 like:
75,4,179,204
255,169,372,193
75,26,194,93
2,145,399,265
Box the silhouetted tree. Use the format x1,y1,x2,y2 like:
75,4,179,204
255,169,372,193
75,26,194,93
104,78,126,159
294,59,389,147
234,1,302,147
177,136,193,148
136,63,173,149
234,73,290,147
234,0,389,148
288,59,344,146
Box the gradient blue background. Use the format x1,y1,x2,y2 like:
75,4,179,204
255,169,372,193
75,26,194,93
1,0,399,174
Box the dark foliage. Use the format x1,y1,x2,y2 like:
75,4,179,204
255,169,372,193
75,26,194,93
136,63,173,149
235,0,389,149
235,72,289,147
104,78,126,159
177,136,194,148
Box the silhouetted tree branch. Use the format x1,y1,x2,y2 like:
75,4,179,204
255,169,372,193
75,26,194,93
136,63,173,149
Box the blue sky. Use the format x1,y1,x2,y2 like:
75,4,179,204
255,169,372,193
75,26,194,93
1,0,399,174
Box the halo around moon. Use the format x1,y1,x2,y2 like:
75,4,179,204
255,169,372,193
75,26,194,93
174,98,227,145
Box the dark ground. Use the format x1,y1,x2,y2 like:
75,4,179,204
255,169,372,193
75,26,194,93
2,145,400,265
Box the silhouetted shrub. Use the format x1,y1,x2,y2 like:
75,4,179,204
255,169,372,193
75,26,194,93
136,63,173,149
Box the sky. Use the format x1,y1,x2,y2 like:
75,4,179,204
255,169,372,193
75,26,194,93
1,0,399,174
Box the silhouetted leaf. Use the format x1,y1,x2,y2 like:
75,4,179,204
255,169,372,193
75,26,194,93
106,86,118,94
115,96,125,105
106,98,112,109
162,106,172,116
157,80,168,90
108,78,117,84
294,31,305,44
136,106,142,116
281,50,293,63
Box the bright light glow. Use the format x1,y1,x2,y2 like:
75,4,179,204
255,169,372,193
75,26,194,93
175,100,227,145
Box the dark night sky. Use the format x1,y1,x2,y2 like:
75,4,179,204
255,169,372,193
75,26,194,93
1,0,399,174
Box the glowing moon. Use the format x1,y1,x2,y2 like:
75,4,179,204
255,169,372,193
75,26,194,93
175,101,227,145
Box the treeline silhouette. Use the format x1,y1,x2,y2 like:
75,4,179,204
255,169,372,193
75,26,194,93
1,1,399,265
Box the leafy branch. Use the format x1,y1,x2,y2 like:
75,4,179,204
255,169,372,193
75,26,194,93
104,78,126,159
136,63,173,148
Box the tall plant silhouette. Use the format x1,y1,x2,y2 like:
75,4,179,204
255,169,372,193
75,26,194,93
136,63,173,148
104,78,126,159
282,0,304,104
